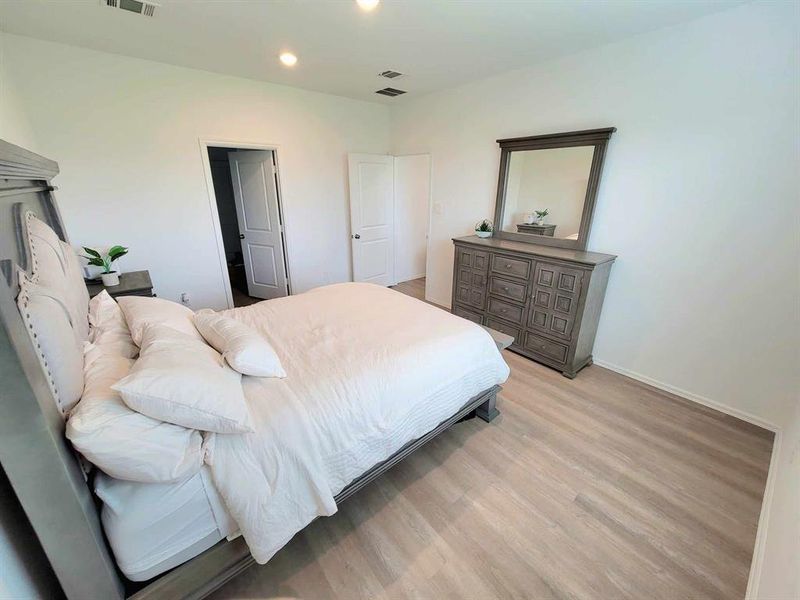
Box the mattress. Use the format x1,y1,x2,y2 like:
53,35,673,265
94,466,237,581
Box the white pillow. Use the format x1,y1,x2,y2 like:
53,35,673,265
89,291,138,358
112,324,253,434
117,295,202,346
67,344,204,483
194,309,286,378
17,277,84,416
59,241,90,343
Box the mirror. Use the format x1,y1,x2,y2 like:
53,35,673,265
500,146,595,241
493,128,615,250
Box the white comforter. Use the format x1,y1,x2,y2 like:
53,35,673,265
206,283,509,563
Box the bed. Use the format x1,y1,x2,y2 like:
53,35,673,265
0,139,509,599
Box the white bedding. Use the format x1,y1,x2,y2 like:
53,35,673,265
96,466,237,581
207,282,509,564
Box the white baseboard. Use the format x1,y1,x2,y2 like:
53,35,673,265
592,358,780,432
745,429,782,599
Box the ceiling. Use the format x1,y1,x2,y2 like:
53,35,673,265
0,0,744,104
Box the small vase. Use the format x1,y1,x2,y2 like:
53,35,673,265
475,230,492,238
101,271,120,287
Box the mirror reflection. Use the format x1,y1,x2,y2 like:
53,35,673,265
500,146,595,241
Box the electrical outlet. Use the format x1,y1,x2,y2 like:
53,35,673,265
180,292,191,306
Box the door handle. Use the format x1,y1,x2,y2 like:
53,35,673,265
352,233,361,239
239,234,245,239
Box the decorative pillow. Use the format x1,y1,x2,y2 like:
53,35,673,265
67,344,204,483
88,291,138,358
25,212,66,285
117,295,202,346
17,277,84,415
59,240,90,343
194,309,286,378
112,324,253,434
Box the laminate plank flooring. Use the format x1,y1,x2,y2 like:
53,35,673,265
210,276,773,600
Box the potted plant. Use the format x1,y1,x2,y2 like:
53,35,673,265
534,209,549,225
475,219,493,238
82,245,128,287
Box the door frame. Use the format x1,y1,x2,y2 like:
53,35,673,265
199,138,293,309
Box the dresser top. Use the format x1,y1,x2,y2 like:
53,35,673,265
453,235,616,266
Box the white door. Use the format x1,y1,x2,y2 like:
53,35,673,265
228,150,288,300
348,153,395,286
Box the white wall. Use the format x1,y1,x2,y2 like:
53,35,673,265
0,33,38,151
393,154,430,283
392,1,799,432
1,33,391,309
753,403,800,599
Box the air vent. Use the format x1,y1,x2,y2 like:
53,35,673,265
375,87,407,97
378,70,404,79
101,0,158,17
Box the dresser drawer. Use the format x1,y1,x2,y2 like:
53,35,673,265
487,296,524,324
457,247,489,271
453,304,483,325
456,283,485,310
491,254,531,280
489,276,527,303
534,261,583,295
523,331,569,365
485,318,521,345
457,267,487,289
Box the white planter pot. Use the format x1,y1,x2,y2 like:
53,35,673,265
101,272,120,287
475,230,492,238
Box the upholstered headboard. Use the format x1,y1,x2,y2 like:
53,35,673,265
0,140,125,598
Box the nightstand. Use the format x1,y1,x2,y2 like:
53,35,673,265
85,270,154,299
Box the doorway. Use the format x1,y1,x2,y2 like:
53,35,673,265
347,153,431,298
206,145,290,308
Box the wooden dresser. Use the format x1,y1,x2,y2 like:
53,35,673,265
451,236,616,378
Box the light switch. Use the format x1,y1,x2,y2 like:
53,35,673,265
433,202,444,215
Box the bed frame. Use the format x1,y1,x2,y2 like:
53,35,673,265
0,139,501,600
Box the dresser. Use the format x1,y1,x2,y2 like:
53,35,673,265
451,236,615,378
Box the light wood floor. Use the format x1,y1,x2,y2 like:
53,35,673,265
211,277,773,600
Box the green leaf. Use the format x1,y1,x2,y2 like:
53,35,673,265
107,246,128,261
82,247,102,258
82,256,105,267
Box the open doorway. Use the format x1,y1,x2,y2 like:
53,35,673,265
393,154,431,300
347,153,431,300
206,146,290,308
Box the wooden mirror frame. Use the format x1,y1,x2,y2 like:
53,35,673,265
491,127,616,251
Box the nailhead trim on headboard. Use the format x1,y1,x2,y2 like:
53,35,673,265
17,276,66,415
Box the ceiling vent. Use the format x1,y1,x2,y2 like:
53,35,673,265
378,70,405,79
101,0,158,17
375,87,407,98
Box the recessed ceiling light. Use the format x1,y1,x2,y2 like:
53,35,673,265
356,0,379,11
279,52,298,67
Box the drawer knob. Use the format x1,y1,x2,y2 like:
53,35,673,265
505,264,512,269
502,286,509,291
